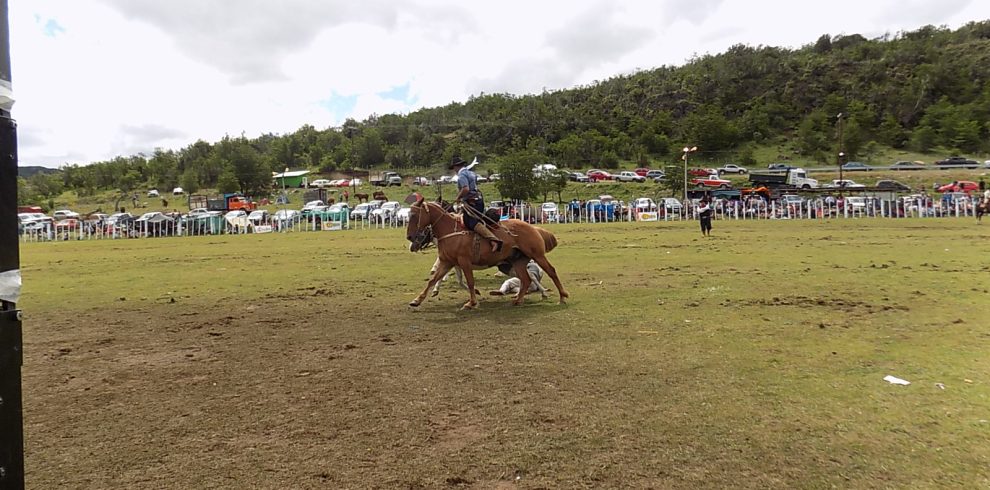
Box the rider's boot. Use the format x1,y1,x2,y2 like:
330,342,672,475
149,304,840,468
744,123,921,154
473,222,503,253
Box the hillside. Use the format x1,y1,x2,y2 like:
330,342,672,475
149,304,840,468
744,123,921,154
17,21,990,206
17,166,57,178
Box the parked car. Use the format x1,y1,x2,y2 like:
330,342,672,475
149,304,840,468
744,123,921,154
844,196,867,211
569,172,590,183
689,168,718,177
889,161,925,171
272,209,302,228
781,194,804,206
841,161,871,171
540,202,559,222
135,212,176,235
937,181,979,193
586,169,613,182
875,180,911,191
934,156,979,168
395,207,412,224
147,189,160,197
646,170,665,180
350,201,382,220
311,179,332,188
660,198,683,213
302,200,326,212
104,212,134,229
632,197,657,212
247,210,270,225
717,164,748,174
135,211,170,223
616,171,646,182
325,203,350,221
437,175,457,184
172,187,185,195
826,179,865,188
52,209,80,221
767,163,794,171
633,168,651,177
18,212,50,225
487,174,501,181
413,176,432,186
370,201,401,221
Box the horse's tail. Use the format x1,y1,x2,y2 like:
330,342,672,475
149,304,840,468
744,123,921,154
538,227,557,253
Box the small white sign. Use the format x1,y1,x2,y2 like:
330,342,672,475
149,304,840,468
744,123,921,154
638,212,658,222
322,221,343,231
253,225,273,234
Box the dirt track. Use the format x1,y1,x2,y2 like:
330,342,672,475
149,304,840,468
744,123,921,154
25,293,603,489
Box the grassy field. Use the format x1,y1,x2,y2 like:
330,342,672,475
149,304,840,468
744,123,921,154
17,217,990,488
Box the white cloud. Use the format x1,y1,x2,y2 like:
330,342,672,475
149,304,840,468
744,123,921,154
9,0,990,167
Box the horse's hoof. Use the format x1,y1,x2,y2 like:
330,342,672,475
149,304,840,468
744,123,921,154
512,299,523,306
409,301,421,307
461,302,476,310
430,290,439,297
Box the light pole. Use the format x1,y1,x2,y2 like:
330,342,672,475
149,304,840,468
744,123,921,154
836,113,845,196
682,146,697,206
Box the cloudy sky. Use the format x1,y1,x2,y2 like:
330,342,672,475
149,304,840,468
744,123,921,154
11,0,990,167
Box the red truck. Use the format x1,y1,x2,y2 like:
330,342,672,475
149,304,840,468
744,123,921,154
188,193,258,212
691,175,733,189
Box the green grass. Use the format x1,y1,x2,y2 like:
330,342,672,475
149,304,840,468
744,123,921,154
17,218,990,487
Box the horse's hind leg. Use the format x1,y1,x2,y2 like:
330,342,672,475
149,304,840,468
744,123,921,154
511,259,531,306
412,261,454,307
531,254,568,304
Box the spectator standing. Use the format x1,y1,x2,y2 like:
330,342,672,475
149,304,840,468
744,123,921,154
698,198,713,237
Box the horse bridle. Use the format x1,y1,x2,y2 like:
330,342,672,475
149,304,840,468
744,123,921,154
408,202,435,252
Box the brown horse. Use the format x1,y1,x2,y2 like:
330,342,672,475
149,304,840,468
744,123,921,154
405,199,567,309
977,199,989,223
372,190,388,201
354,193,369,203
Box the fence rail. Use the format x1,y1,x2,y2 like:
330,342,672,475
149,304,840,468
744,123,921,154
17,197,983,243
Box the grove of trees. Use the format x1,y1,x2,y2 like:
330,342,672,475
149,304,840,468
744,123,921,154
18,21,990,205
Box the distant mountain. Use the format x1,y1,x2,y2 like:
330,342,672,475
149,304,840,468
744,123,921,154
18,166,58,178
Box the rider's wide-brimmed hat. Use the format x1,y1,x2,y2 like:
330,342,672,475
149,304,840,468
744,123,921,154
448,157,468,169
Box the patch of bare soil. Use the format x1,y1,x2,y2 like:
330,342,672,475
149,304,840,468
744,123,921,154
23,296,610,488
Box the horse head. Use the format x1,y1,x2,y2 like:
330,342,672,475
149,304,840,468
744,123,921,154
405,196,433,244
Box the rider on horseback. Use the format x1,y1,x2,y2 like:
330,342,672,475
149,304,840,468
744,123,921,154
450,157,503,253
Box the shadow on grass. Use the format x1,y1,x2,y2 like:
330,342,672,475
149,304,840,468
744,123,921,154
407,296,571,326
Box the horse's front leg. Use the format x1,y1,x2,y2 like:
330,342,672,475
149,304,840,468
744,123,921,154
457,258,478,310
412,260,454,307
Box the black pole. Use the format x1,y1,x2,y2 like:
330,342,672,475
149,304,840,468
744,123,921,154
0,0,24,488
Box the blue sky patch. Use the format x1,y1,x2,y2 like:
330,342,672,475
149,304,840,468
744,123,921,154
42,18,66,38
318,93,358,120
378,82,417,105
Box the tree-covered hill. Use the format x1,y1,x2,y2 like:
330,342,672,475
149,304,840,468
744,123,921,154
19,21,990,204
